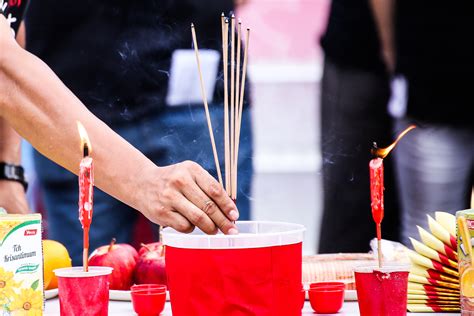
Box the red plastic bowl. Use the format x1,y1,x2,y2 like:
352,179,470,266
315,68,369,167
131,284,167,293
131,289,166,316
309,281,345,290
308,287,345,314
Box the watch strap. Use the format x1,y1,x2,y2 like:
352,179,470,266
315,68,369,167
0,162,28,191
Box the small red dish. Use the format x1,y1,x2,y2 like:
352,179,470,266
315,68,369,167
131,289,166,316
131,284,167,293
309,281,345,290
308,286,345,314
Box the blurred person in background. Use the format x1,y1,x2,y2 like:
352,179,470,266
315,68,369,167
14,0,253,265
0,13,240,245
371,1,474,245
318,0,400,253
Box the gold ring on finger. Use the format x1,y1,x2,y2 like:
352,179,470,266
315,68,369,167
202,200,215,214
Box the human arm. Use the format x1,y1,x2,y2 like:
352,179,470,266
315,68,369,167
0,15,239,234
370,0,396,73
0,118,29,214
0,21,29,214
15,21,25,48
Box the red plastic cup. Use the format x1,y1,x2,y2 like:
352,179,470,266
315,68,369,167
308,286,345,314
131,284,167,293
131,288,166,316
354,264,409,316
54,266,113,316
301,286,306,310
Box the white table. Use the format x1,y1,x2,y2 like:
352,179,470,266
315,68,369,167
45,299,459,315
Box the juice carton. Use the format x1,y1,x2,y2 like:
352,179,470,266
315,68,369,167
457,209,474,315
0,213,44,315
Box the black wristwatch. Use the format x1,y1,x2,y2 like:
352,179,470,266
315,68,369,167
0,162,28,192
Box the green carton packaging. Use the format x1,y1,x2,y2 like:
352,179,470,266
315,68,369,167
0,213,44,315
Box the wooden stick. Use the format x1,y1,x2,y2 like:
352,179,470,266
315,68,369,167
377,238,383,268
234,28,250,199
190,24,223,186
83,226,89,272
83,249,88,272
232,20,241,199
230,14,235,197
221,14,230,196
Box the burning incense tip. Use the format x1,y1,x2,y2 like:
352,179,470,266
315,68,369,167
191,23,194,28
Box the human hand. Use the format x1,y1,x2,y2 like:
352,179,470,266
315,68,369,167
139,161,239,235
0,180,30,214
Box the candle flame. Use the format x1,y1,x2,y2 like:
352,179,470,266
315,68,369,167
77,121,92,156
372,125,416,158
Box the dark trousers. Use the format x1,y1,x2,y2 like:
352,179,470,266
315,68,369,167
318,58,400,253
394,117,474,246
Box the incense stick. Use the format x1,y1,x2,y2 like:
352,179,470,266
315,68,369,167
221,14,230,195
192,15,250,203
190,24,223,186
230,14,236,197
232,20,242,200
232,21,242,199
233,28,250,199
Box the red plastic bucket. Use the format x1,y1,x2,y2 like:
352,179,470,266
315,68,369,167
163,221,305,316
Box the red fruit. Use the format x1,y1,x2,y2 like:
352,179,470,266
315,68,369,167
138,242,164,257
124,244,140,262
134,243,167,286
89,238,138,290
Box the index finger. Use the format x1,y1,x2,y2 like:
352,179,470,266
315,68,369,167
193,167,240,232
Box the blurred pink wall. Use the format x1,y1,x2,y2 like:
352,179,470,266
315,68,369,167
238,0,330,63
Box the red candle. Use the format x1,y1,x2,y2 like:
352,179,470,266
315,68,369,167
369,157,384,240
370,125,416,267
77,122,94,272
369,156,384,268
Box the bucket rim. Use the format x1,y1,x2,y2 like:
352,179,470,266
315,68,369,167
162,221,305,249
162,220,305,238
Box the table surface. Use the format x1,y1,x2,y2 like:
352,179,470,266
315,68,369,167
44,299,459,315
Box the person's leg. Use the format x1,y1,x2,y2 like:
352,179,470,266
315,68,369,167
394,119,474,246
318,58,398,253
139,105,253,221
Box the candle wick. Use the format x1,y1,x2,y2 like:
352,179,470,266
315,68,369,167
83,144,89,157
371,142,379,158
